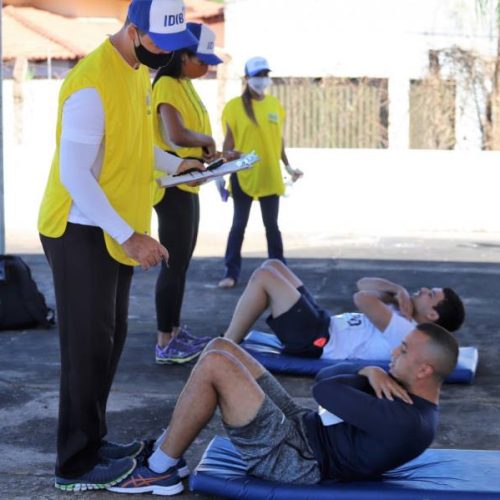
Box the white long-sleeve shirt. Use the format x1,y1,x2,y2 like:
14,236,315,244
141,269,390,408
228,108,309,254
60,87,182,244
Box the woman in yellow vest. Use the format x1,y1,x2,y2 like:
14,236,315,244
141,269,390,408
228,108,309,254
218,57,303,288
152,23,223,363
37,0,202,492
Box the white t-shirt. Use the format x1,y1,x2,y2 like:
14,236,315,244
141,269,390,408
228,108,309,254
321,306,416,360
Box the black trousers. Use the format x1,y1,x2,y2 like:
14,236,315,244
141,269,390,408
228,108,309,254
154,187,199,332
41,223,133,478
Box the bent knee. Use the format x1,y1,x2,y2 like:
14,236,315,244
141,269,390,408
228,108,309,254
203,338,243,359
205,337,234,352
249,266,279,285
197,348,240,374
261,259,285,272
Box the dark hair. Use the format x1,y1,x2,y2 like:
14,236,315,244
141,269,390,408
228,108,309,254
433,288,465,332
416,322,459,381
241,84,258,124
152,49,195,86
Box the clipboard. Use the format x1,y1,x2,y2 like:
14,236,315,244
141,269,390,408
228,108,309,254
157,152,259,188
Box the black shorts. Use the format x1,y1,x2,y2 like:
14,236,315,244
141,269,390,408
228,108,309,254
266,293,331,359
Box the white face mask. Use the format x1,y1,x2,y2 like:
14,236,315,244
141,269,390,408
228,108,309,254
248,76,271,95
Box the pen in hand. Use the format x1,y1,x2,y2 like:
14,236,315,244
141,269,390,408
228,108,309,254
173,167,202,177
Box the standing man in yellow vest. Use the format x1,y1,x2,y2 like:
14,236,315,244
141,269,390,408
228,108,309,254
38,0,202,492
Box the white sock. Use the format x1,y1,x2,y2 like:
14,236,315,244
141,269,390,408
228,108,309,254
148,447,179,473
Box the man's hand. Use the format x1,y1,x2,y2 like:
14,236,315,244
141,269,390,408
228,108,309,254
176,159,206,187
177,159,205,174
122,232,169,271
356,278,414,320
359,366,413,404
395,288,414,319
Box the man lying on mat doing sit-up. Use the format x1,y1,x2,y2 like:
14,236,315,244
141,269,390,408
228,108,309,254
223,259,465,360
107,324,458,493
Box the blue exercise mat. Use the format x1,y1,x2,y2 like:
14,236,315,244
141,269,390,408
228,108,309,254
190,436,500,499
242,330,479,384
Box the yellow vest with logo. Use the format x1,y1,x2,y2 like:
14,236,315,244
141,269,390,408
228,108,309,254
152,76,211,202
222,94,285,199
38,39,154,266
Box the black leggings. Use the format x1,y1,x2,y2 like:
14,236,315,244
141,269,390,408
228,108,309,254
154,187,200,332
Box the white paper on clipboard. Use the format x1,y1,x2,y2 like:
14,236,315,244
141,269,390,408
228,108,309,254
157,152,260,188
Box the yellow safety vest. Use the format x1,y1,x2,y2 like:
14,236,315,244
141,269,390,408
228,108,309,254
222,94,285,199
152,76,211,201
38,39,154,266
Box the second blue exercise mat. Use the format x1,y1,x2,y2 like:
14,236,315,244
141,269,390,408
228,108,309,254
242,330,478,383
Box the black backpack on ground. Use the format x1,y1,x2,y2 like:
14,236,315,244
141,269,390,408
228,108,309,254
0,255,55,330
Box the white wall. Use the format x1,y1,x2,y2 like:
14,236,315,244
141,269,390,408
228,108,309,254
225,0,497,79
2,79,60,252
197,148,500,255
224,0,497,150
4,78,500,255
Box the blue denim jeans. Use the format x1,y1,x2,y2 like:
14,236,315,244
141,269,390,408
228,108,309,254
223,174,285,281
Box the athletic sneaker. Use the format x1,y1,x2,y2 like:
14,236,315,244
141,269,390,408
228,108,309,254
175,457,190,478
107,464,183,496
55,457,136,492
155,337,204,365
138,440,190,479
176,326,211,346
99,439,144,460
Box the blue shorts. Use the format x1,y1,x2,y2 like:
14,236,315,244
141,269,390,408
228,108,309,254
266,291,331,359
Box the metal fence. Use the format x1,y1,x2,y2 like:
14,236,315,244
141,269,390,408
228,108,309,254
409,78,456,150
269,76,456,149
270,77,389,148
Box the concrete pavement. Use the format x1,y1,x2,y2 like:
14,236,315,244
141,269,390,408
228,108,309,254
1,236,500,499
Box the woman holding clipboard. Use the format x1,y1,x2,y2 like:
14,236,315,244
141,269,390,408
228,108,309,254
218,57,303,289
152,23,222,364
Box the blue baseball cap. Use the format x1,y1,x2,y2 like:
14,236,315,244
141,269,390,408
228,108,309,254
128,0,198,51
245,56,271,77
186,22,223,65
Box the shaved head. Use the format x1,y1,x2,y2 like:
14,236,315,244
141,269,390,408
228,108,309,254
416,323,459,381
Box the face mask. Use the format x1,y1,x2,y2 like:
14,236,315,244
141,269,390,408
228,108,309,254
134,36,173,69
183,57,209,79
248,76,271,95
